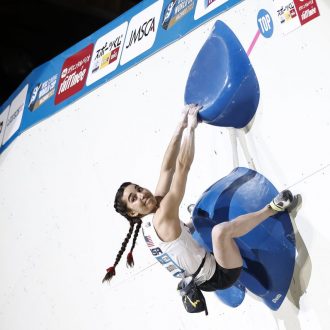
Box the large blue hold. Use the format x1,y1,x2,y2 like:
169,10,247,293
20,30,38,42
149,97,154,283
184,20,260,128
191,167,296,310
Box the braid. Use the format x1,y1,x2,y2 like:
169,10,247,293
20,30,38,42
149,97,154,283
127,219,142,267
102,220,135,283
115,221,135,267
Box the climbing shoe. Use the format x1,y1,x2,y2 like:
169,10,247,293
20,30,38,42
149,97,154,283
269,190,294,212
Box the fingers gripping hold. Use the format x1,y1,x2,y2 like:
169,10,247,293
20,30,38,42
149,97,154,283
187,104,202,129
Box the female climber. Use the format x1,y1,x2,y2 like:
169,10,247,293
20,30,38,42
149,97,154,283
102,104,296,292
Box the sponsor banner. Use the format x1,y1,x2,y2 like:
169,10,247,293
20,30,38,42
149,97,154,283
273,0,320,34
120,0,163,65
28,74,58,112
55,44,93,105
195,0,237,20
2,85,28,146
293,0,320,26
0,106,10,146
86,22,128,86
273,0,301,33
1,0,246,155
205,0,218,7
162,0,195,30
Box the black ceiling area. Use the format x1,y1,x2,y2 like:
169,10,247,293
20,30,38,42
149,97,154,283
0,0,142,105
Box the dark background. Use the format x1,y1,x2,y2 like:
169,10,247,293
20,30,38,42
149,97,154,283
0,0,142,105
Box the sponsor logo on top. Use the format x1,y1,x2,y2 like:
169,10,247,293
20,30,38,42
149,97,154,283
194,0,228,20
120,0,163,66
2,85,29,146
0,107,9,146
276,1,298,25
55,44,94,105
86,22,128,86
205,0,218,7
28,74,58,111
162,0,195,30
293,0,320,25
273,0,319,34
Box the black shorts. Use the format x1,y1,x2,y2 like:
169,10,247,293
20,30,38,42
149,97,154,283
198,263,242,292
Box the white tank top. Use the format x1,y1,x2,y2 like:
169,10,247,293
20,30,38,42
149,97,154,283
141,214,216,285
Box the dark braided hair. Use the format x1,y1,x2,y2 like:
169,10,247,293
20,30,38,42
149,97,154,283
102,182,143,283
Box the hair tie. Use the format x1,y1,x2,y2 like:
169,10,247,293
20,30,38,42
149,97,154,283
102,266,116,283
126,252,134,268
